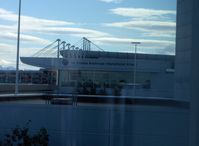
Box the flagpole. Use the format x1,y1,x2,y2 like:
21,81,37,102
15,0,21,95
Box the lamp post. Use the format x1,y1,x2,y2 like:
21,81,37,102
131,42,141,96
15,0,22,95
56,39,61,89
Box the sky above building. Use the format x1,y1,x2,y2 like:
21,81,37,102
0,0,176,69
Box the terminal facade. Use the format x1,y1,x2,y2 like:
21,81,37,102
21,38,175,98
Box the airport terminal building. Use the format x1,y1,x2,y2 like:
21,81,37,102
21,38,175,98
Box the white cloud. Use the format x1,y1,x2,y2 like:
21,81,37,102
0,32,50,45
106,7,176,38
0,43,14,50
0,8,74,45
0,8,74,26
99,0,123,3
0,59,11,65
91,37,175,55
105,20,176,38
110,8,176,19
105,20,175,30
141,29,175,38
92,36,174,47
28,27,110,38
0,8,16,21
0,43,15,66
0,24,16,32
0,8,110,43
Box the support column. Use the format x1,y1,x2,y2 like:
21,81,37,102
189,0,199,145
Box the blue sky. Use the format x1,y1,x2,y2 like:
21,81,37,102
0,0,176,69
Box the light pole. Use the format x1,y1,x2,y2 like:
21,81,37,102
131,42,141,96
56,39,61,90
15,0,22,95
